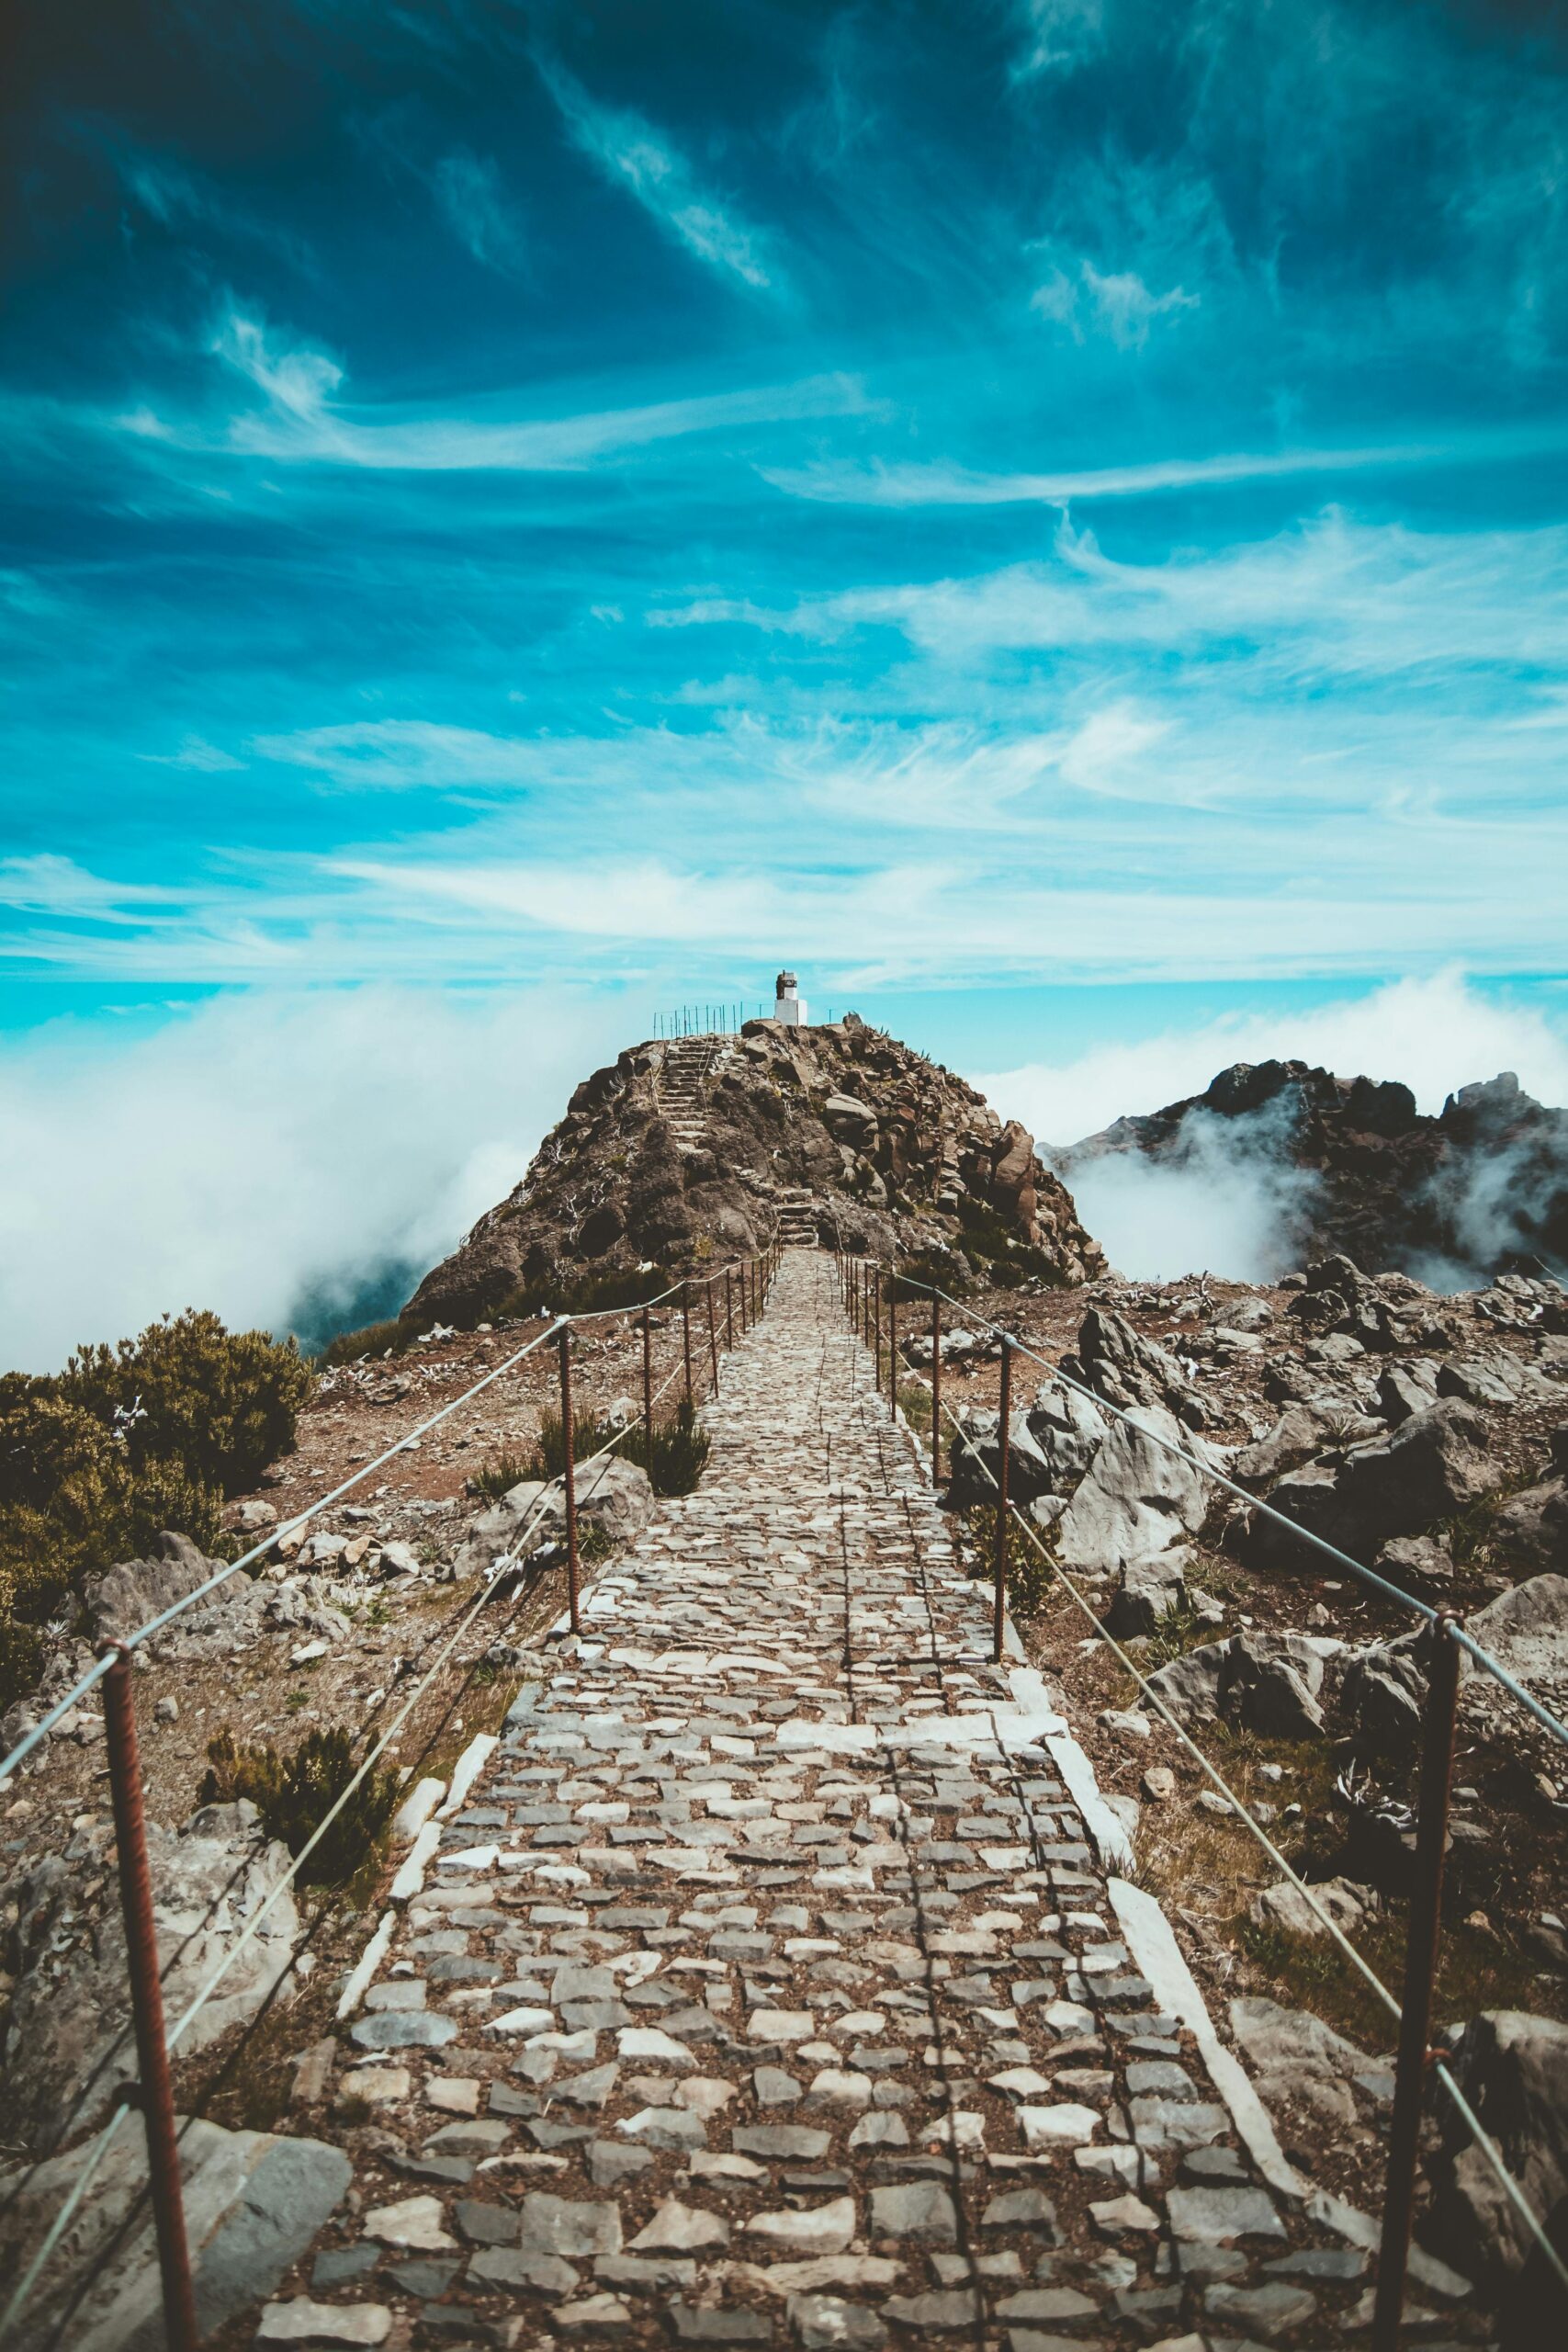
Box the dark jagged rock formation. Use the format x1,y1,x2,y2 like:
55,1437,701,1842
1058,1061,1568,1281
406,1014,1104,1328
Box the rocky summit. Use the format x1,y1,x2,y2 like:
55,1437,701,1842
1058,1059,1568,1282
408,1014,1103,1328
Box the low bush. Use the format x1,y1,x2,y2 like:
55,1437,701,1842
965,1503,1054,1619
197,1724,400,1888
0,1311,311,1712
617,1401,712,1497
496,1264,671,1322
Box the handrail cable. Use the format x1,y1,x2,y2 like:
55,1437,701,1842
870,1277,1568,2301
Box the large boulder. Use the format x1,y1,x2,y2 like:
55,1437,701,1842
1105,1548,1191,1639
451,1454,654,1579
946,1409,1058,1511
1233,1402,1359,1488
3,1799,300,2154
1145,1630,1341,1738
0,2116,352,2352
1429,2011,1568,2341
83,1530,219,1642
1055,1405,1211,1575
1490,1478,1568,1576
1465,1573,1568,1714
1023,1378,1108,1488
1058,1307,1196,1422
1249,1398,1493,1568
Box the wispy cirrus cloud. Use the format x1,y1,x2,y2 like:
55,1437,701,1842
100,306,865,471
536,57,787,300
431,151,528,276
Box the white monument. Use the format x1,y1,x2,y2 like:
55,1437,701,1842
773,969,807,1026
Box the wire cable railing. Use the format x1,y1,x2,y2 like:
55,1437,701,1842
836,1247,1568,2348
0,1243,782,2352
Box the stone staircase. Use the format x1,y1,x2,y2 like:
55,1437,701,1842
657,1036,718,1150
774,1184,819,1248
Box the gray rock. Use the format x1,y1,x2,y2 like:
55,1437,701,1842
946,1410,1057,1510
517,2192,624,2258
1377,1360,1440,1426
1105,1547,1190,1639
82,1531,218,1642
453,1455,654,1579
1204,2279,1318,2334
349,2010,457,2052
1374,1532,1455,1590
733,2123,830,2162
1490,1478,1568,1575
1431,2008,1568,2322
1248,1878,1377,1943
980,2188,1058,2237
1229,1996,1379,2131
1056,1404,1210,1574
0,2119,350,2352
1166,2184,1287,2243
1023,1378,1108,1487
1145,1630,1338,1738
1060,1306,1191,1417
1468,1572,1568,1700
868,2181,958,2245
3,1799,301,2152
468,2248,579,2294
1252,1398,1492,1567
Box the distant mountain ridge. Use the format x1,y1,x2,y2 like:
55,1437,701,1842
1056,1060,1568,1283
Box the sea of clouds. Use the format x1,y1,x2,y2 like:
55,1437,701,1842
2,969,1564,1371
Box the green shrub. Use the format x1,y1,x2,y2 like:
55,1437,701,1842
496,1264,671,1321
965,1504,1054,1619
62,1309,312,1494
197,1724,400,1887
0,1310,310,1713
617,1400,712,1497
470,1447,536,1500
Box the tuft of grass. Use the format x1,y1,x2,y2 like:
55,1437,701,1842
965,1503,1054,1620
470,1446,536,1500
896,1376,932,1436
198,1725,400,1887
615,1400,712,1497
320,1317,411,1366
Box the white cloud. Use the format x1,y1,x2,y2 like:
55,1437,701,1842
1080,263,1200,347
0,986,622,1373
140,735,245,773
976,969,1568,1148
761,423,1568,507
433,151,527,276
251,719,541,791
537,59,784,299
1056,704,1169,790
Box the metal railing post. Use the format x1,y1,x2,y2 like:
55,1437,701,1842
873,1264,883,1392
641,1307,654,1468
101,1646,200,2352
706,1284,720,1394
993,1338,1012,1663
931,1292,942,1489
682,1295,694,1410
558,1327,581,1634
1372,1614,1464,2352
726,1268,735,1349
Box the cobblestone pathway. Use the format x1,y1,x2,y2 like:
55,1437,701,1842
290,1250,1445,2351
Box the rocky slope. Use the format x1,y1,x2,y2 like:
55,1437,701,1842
1058,1061,1568,1283
407,1013,1103,1328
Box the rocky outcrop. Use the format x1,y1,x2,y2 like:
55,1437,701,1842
1145,1630,1342,1739
406,1015,1103,1328
1058,1060,1568,1284
3,1796,300,2153
1247,1396,1492,1568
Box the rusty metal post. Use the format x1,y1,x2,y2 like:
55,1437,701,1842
558,1327,581,1634
102,1647,200,2352
725,1268,735,1349
931,1293,942,1488
993,1339,1012,1663
888,1275,897,1407
873,1264,883,1392
641,1306,654,1466
1372,1614,1464,2352
706,1283,719,1393
682,1295,694,1410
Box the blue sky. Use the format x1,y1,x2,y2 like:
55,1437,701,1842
3,0,1567,1360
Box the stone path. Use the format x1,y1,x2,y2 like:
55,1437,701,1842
286,1251,1455,2351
